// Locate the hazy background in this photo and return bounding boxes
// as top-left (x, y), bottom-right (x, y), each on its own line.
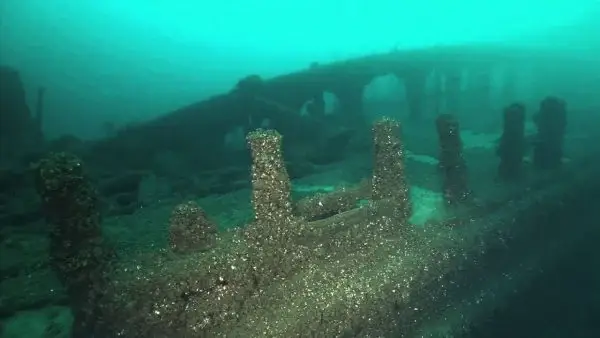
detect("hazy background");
top-left (1, 0), bottom-right (598, 139)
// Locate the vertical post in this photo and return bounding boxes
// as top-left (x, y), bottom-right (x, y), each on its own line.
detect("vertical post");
top-left (34, 153), bottom-right (111, 337)
top-left (247, 129), bottom-right (294, 237)
top-left (436, 114), bottom-right (470, 207)
top-left (372, 118), bottom-right (411, 222)
top-left (246, 129), bottom-right (305, 285)
top-left (497, 103), bottom-right (526, 180)
top-left (533, 97), bottom-right (567, 170)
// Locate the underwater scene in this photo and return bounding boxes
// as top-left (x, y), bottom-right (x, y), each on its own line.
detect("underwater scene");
top-left (1, 1), bottom-right (600, 337)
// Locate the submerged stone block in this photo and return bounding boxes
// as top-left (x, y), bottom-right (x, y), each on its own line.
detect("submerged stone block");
top-left (168, 201), bottom-right (217, 254)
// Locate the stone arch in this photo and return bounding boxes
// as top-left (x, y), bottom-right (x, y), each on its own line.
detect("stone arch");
top-left (362, 73), bottom-right (406, 120)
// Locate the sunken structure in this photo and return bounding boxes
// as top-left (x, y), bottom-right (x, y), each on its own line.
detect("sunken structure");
top-left (32, 114), bottom-right (600, 337)
top-left (2, 42), bottom-right (600, 337)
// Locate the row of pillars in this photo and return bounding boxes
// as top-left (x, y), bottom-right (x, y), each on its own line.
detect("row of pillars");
top-left (29, 99), bottom-right (566, 337)
top-left (420, 67), bottom-right (500, 120)
top-left (498, 97), bottom-right (567, 178)
top-left (245, 116), bottom-right (467, 231)
top-left (248, 95), bottom-right (568, 227)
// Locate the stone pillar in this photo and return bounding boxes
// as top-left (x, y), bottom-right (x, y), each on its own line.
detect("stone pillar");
top-left (497, 103), bottom-right (526, 180)
top-left (533, 97), bottom-right (567, 170)
top-left (372, 118), bottom-right (411, 222)
top-left (246, 129), bottom-right (294, 237)
top-left (435, 114), bottom-right (471, 207)
top-left (34, 153), bottom-right (111, 337)
top-left (246, 129), bottom-right (307, 285)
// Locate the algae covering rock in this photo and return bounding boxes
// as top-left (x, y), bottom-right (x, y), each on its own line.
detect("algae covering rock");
top-left (34, 152), bottom-right (112, 338)
top-left (168, 200), bottom-right (217, 253)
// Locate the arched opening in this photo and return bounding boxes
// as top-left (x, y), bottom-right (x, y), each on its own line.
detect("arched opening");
top-left (362, 74), bottom-right (406, 121)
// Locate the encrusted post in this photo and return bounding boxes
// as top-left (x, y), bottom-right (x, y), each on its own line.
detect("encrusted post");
top-left (497, 103), bottom-right (526, 180)
top-left (247, 129), bottom-right (294, 236)
top-left (372, 118), bottom-right (411, 222)
top-left (436, 114), bottom-right (470, 207)
top-left (533, 97), bottom-right (567, 170)
top-left (246, 129), bottom-right (305, 285)
top-left (34, 153), bottom-right (111, 338)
